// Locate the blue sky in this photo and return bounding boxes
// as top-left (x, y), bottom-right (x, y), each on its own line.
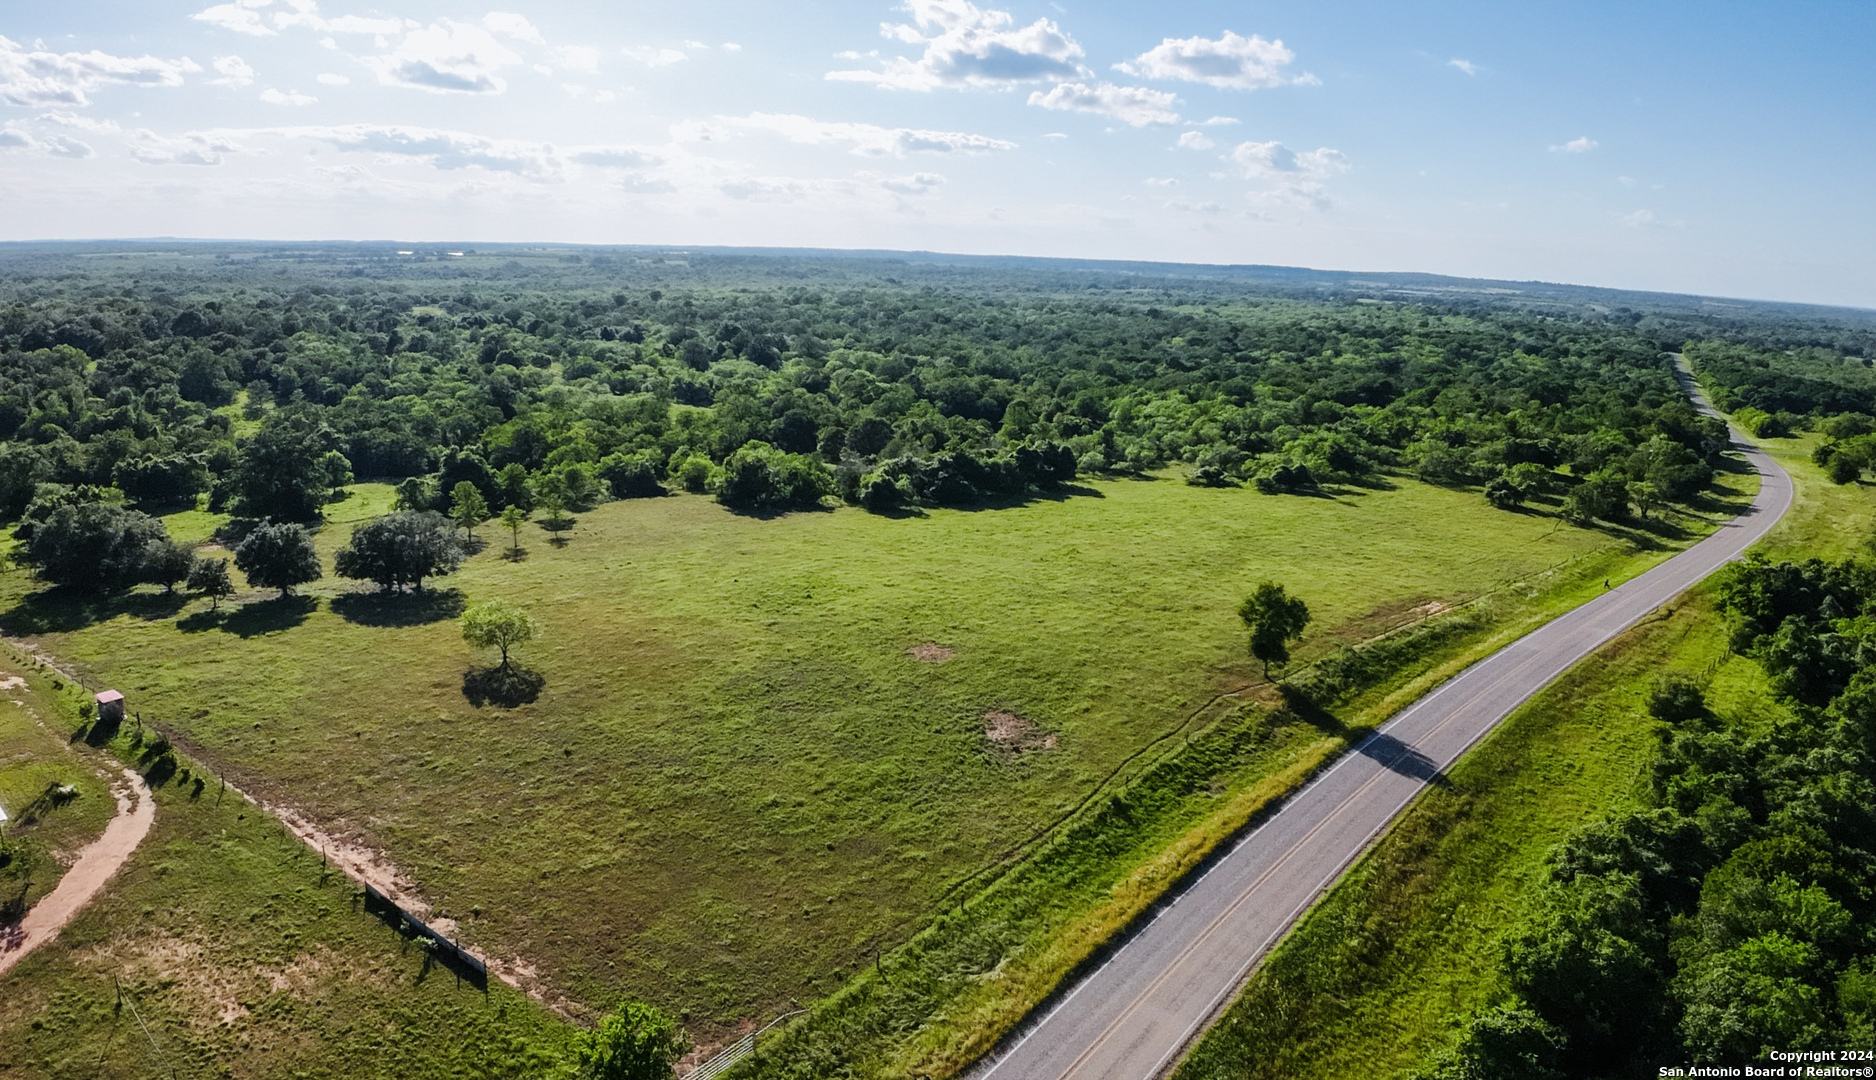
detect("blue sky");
top-left (1, 1), bottom-right (1871, 307)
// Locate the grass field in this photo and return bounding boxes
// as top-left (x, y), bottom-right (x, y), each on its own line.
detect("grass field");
top-left (0, 471), bottom-right (1716, 1042)
top-left (0, 662), bottom-right (114, 922)
top-left (1172, 425), bottom-right (1865, 1080)
top-left (0, 651), bottom-right (574, 1079)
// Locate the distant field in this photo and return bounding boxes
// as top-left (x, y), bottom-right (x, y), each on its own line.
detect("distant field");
top-left (0, 474), bottom-right (1710, 1034)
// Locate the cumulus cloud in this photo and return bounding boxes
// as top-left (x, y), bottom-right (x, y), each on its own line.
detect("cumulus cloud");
top-left (1448, 58), bottom-right (1477, 76)
top-left (1225, 139), bottom-right (1350, 207)
top-left (1200, 116), bottom-right (1239, 126)
top-left (192, 1), bottom-right (276, 37)
top-left (483, 12), bottom-right (543, 44)
top-left (567, 146), bottom-right (659, 168)
top-left (828, 0), bottom-right (1085, 90)
top-left (271, 2), bottom-right (407, 37)
top-left (1176, 130), bottom-right (1213, 150)
top-left (131, 129), bottom-right (239, 166)
top-left (1166, 198), bottom-right (1225, 214)
top-left (260, 87), bottom-right (317, 105)
top-left (1117, 30), bottom-right (1299, 90)
top-left (0, 122), bottom-right (94, 159)
top-left (316, 72), bottom-right (349, 85)
top-left (1027, 82), bottom-right (1180, 126)
top-left (211, 55), bottom-right (255, 87)
top-left (285, 123), bottom-right (560, 175)
top-left (1551, 135), bottom-right (1597, 153)
top-left (365, 20), bottom-right (522, 93)
top-left (1143, 176), bottom-right (1178, 186)
top-left (728, 112), bottom-right (1017, 155)
top-left (879, 171), bottom-right (944, 194)
top-left (623, 47), bottom-right (688, 67)
top-left (0, 34), bottom-right (198, 107)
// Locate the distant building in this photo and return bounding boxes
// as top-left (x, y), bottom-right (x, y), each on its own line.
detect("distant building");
top-left (95, 689), bottom-right (125, 725)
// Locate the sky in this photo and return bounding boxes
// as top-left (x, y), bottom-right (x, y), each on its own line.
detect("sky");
top-left (1, 1), bottom-right (1872, 308)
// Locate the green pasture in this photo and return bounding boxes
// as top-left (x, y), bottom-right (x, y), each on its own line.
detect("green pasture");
top-left (0, 473), bottom-right (1722, 1038)
top-left (0, 650), bottom-right (572, 1079)
top-left (0, 659), bottom-right (115, 916)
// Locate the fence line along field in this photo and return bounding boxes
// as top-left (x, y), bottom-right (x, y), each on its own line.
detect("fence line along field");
top-left (2, 468), bottom-right (1664, 1035)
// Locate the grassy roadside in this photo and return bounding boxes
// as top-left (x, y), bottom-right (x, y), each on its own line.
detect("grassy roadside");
top-left (737, 466), bottom-right (1757, 1078)
top-left (1170, 425), bottom-right (1862, 1080)
top-left (0, 645), bottom-right (574, 1079)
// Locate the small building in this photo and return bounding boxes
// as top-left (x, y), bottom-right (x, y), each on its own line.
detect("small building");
top-left (95, 690), bottom-right (125, 725)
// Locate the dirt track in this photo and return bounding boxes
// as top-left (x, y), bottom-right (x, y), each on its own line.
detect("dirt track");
top-left (0, 767), bottom-right (155, 977)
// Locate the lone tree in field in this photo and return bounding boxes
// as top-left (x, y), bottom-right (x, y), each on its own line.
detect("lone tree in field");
top-left (499, 504), bottom-right (528, 558)
top-left (449, 481), bottom-right (490, 541)
top-left (234, 521), bottom-right (322, 598)
top-left (187, 557), bottom-right (235, 610)
top-left (1239, 581), bottom-right (1312, 679)
top-left (140, 537), bottom-right (197, 594)
top-left (572, 1001), bottom-right (690, 1080)
top-left (334, 511), bottom-right (465, 593)
top-left (461, 600), bottom-right (537, 671)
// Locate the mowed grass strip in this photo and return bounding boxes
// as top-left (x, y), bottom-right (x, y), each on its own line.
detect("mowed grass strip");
top-left (1, 474), bottom-right (1683, 1033)
top-left (0, 656), bottom-right (573, 1080)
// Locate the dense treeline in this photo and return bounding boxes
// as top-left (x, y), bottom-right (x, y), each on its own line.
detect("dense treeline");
top-left (1419, 556), bottom-right (1876, 1077)
top-left (2, 250), bottom-right (1854, 594)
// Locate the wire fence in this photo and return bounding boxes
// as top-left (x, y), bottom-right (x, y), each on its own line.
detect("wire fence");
top-left (684, 1009), bottom-right (806, 1080)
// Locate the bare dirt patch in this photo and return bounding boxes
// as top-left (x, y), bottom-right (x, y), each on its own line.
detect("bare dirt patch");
top-left (0, 675), bottom-right (25, 692)
top-left (982, 710), bottom-right (1056, 754)
top-left (908, 642), bottom-right (955, 663)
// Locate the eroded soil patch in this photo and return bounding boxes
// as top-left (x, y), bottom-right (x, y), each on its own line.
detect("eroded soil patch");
top-left (908, 642), bottom-right (955, 663)
top-left (983, 710), bottom-right (1056, 754)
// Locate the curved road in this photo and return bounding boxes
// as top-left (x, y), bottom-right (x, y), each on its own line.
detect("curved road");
top-left (974, 368), bottom-right (1792, 1080)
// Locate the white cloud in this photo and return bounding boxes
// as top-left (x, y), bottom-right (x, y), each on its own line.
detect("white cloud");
top-left (39, 111), bottom-right (122, 133)
top-left (192, 1), bottom-right (277, 37)
top-left (617, 174), bottom-right (676, 194)
top-left (567, 146), bottom-right (659, 168)
top-left (284, 123), bottom-right (561, 176)
top-left (1027, 82), bottom-right (1180, 127)
top-left (0, 34), bottom-right (198, 107)
top-left (365, 20), bottom-right (521, 94)
top-left (1200, 116), bottom-right (1239, 126)
top-left (0, 122), bottom-right (93, 159)
top-left (211, 55), bottom-right (255, 87)
top-left (729, 111), bottom-right (1017, 155)
top-left (1620, 208), bottom-right (1681, 229)
top-left (1041, 131), bottom-right (1067, 139)
top-left (1143, 176), bottom-right (1178, 186)
top-left (1176, 130), bottom-right (1213, 150)
top-left (828, 0), bottom-right (1085, 90)
top-left (1551, 135), bottom-right (1597, 153)
top-left (1448, 58), bottom-right (1477, 76)
top-left (562, 84), bottom-right (616, 103)
top-left (722, 42), bottom-right (743, 52)
top-left (131, 129), bottom-right (239, 166)
top-left (556, 46), bottom-right (600, 73)
top-left (271, 3), bottom-right (406, 36)
top-left (623, 47), bottom-right (688, 67)
top-left (878, 171), bottom-right (944, 194)
top-left (316, 72), bottom-right (349, 85)
top-left (261, 87), bottom-right (317, 105)
top-left (1118, 30), bottom-right (1298, 91)
top-left (1225, 139), bottom-right (1350, 207)
top-left (483, 13), bottom-right (543, 44)
top-left (671, 119), bottom-right (729, 143)
top-left (1166, 198), bottom-right (1225, 214)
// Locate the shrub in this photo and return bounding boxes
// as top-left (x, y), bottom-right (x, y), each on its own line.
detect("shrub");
top-left (1646, 675), bottom-right (1706, 723)
top-left (21, 501), bottom-right (172, 591)
top-left (598, 453), bottom-right (667, 499)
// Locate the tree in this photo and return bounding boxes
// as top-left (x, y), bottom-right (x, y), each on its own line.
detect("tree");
top-left (1563, 470), bottom-right (1629, 523)
top-left (716, 441), bottom-right (833, 512)
top-left (499, 504), bottom-right (528, 557)
top-left (234, 521), bottom-right (322, 598)
top-left (1484, 475), bottom-right (1526, 510)
top-left (598, 452), bottom-right (666, 499)
top-left (1412, 1006), bottom-right (1564, 1080)
top-left (232, 408), bottom-right (351, 521)
top-left (572, 1001), bottom-right (690, 1080)
top-left (449, 481), bottom-right (490, 540)
top-left (187, 557), bottom-right (235, 610)
top-left (393, 475), bottom-right (436, 512)
top-left (141, 537), bottom-right (197, 593)
top-left (1239, 582), bottom-right (1312, 678)
top-left (21, 502), bottom-right (171, 592)
top-left (534, 475), bottom-right (572, 541)
top-left (495, 462), bottom-right (533, 510)
top-left (461, 600), bottom-right (538, 670)
top-left (334, 511), bottom-right (466, 593)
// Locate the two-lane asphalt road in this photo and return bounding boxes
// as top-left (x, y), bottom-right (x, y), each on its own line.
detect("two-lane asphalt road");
top-left (974, 367), bottom-right (1792, 1080)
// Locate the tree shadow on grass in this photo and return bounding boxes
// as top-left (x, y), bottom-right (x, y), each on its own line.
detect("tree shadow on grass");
top-left (462, 664), bottom-right (544, 708)
top-left (331, 588), bottom-right (466, 628)
top-left (0, 586), bottom-right (187, 635)
top-left (216, 595), bottom-right (317, 638)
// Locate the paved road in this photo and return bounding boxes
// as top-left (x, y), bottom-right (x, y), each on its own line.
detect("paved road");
top-left (972, 368), bottom-right (1792, 1080)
